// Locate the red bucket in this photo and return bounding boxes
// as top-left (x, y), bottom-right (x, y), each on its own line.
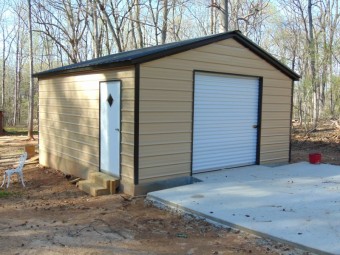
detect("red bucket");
top-left (309, 153), bottom-right (321, 164)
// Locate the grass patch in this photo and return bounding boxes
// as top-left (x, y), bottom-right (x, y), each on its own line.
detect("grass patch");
top-left (4, 126), bottom-right (38, 136)
top-left (0, 190), bottom-right (23, 198)
top-left (0, 190), bottom-right (12, 198)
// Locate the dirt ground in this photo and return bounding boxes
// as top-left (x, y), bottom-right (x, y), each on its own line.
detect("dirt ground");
top-left (1, 128), bottom-right (337, 255)
top-left (291, 124), bottom-right (340, 165)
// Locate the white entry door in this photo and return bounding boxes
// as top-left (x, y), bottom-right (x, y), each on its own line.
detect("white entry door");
top-left (193, 72), bottom-right (259, 173)
top-left (100, 81), bottom-right (121, 177)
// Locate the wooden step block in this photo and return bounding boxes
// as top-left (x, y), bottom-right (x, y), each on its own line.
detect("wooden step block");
top-left (88, 172), bottom-right (120, 194)
top-left (78, 180), bottom-right (109, 196)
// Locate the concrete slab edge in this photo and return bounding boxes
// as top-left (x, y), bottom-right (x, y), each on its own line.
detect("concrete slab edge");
top-left (146, 194), bottom-right (329, 255)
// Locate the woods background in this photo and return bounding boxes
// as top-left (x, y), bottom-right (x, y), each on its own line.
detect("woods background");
top-left (0, 0), bottom-right (339, 132)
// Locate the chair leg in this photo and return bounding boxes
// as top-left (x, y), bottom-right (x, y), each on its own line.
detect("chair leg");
top-left (19, 173), bottom-right (25, 187)
top-left (0, 173), bottom-right (5, 188)
top-left (6, 173), bottom-right (11, 188)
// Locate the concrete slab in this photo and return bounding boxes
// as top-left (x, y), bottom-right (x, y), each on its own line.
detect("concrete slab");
top-left (147, 162), bottom-right (340, 255)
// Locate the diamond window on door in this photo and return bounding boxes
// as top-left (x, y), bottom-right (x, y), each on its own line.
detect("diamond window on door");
top-left (107, 94), bottom-right (114, 107)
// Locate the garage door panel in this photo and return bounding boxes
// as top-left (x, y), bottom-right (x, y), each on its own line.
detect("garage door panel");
top-left (198, 152), bottom-right (256, 162)
top-left (194, 135), bottom-right (257, 143)
top-left (195, 121), bottom-right (258, 126)
top-left (195, 107), bottom-right (258, 115)
top-left (196, 93), bottom-right (257, 100)
top-left (194, 140), bottom-right (257, 150)
top-left (195, 105), bottom-right (258, 111)
top-left (197, 100), bottom-right (257, 109)
top-left (197, 158), bottom-right (255, 171)
top-left (196, 88), bottom-right (257, 95)
top-left (194, 130), bottom-right (257, 138)
top-left (196, 104), bottom-right (257, 110)
top-left (195, 129), bottom-right (256, 135)
top-left (194, 143), bottom-right (257, 153)
top-left (194, 113), bottom-right (258, 120)
top-left (193, 72), bottom-right (259, 172)
top-left (196, 87), bottom-right (257, 95)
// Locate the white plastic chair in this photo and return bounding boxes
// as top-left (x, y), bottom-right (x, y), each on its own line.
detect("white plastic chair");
top-left (1, 152), bottom-right (27, 188)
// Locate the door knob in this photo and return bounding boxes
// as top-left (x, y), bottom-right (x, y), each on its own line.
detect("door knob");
top-left (252, 125), bottom-right (258, 128)
top-left (115, 128), bottom-right (120, 131)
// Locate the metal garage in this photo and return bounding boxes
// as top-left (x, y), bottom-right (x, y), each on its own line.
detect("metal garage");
top-left (34, 30), bottom-right (300, 196)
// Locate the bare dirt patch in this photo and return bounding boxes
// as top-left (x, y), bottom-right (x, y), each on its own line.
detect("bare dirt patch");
top-left (0, 135), bottom-right (314, 255)
top-left (291, 124), bottom-right (340, 165)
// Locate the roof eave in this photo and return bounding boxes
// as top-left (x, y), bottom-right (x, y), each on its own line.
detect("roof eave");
top-left (33, 61), bottom-right (134, 78)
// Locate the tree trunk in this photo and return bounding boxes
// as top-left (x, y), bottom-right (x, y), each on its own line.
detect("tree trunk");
top-left (148, 0), bottom-right (160, 45)
top-left (210, 0), bottom-right (214, 34)
top-left (28, 0), bottom-right (34, 139)
top-left (220, 0), bottom-right (228, 32)
top-left (95, 0), bottom-right (123, 52)
top-left (129, 0), bottom-right (138, 49)
top-left (91, 0), bottom-right (100, 58)
top-left (308, 0), bottom-right (318, 129)
top-left (161, 0), bottom-right (168, 44)
top-left (298, 99), bottom-right (303, 127)
top-left (135, 0), bottom-right (144, 48)
top-left (1, 31), bottom-right (5, 111)
top-left (328, 0), bottom-right (338, 118)
top-left (329, 57), bottom-right (334, 117)
top-left (13, 29), bottom-right (20, 126)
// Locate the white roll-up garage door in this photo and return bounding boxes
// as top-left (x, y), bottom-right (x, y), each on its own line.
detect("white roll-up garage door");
top-left (192, 72), bottom-right (260, 173)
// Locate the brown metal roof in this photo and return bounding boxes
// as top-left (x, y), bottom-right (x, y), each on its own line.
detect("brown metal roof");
top-left (34, 30), bottom-right (300, 80)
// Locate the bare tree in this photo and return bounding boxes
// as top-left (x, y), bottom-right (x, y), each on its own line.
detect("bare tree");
top-left (89, 0), bottom-right (101, 58)
top-left (96, 0), bottom-right (123, 51)
top-left (161, 0), bottom-right (168, 43)
top-left (168, 0), bottom-right (185, 40)
top-left (0, 0), bottom-right (338, 130)
top-left (147, 0), bottom-right (161, 45)
top-left (34, 0), bottom-right (89, 64)
top-left (220, 0), bottom-right (228, 32)
top-left (13, 7), bottom-right (24, 126)
top-left (0, 10), bottom-right (15, 112)
top-left (95, 0), bottom-right (133, 52)
top-left (307, 0), bottom-right (318, 129)
top-left (135, 0), bottom-right (144, 47)
top-left (210, 0), bottom-right (215, 34)
top-left (28, 0), bottom-right (34, 139)
top-left (319, 0), bottom-right (339, 118)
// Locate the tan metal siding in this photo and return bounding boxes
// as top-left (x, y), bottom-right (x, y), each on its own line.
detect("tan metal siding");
top-left (139, 38), bottom-right (292, 183)
top-left (39, 67), bottom-right (135, 183)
